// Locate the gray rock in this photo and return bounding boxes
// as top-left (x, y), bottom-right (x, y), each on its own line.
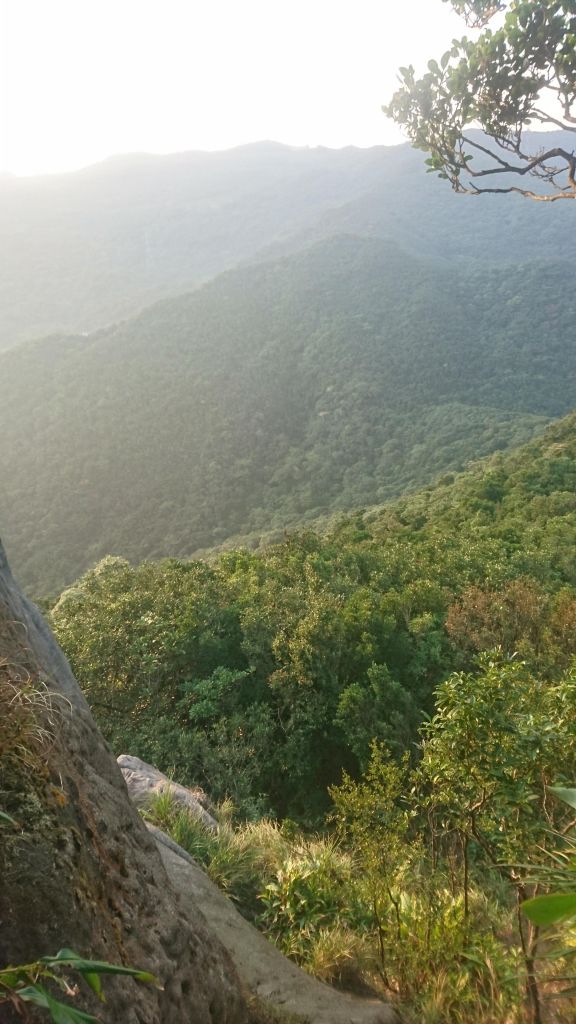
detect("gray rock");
top-left (0, 541), bottom-right (250, 1024)
top-left (118, 754), bottom-right (218, 832)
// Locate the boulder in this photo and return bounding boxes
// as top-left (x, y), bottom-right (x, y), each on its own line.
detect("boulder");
top-left (0, 541), bottom-right (251, 1023)
top-left (118, 754), bottom-right (218, 832)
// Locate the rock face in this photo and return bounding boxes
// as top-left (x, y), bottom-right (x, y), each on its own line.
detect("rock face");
top-left (0, 542), bottom-right (250, 1023)
top-left (118, 754), bottom-right (218, 831)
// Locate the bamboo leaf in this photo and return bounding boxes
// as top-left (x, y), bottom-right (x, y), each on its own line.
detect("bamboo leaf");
top-left (17, 985), bottom-right (99, 1023)
top-left (40, 950), bottom-right (157, 986)
top-left (522, 893), bottom-right (576, 926)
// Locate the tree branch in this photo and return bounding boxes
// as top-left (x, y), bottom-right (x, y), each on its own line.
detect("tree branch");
top-left (464, 184), bottom-right (575, 201)
top-left (531, 109), bottom-right (576, 133)
top-left (461, 145), bottom-right (576, 182)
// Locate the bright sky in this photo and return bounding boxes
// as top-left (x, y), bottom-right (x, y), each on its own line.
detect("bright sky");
top-left (0, 0), bottom-right (466, 176)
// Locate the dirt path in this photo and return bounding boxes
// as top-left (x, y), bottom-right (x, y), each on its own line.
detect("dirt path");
top-left (150, 825), bottom-right (400, 1024)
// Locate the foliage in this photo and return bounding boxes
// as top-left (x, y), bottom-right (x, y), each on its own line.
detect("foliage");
top-left (418, 657), bottom-right (576, 1020)
top-left (330, 744), bottom-right (412, 974)
top-left (386, 0), bottom-right (576, 200)
top-left (303, 926), bottom-right (376, 989)
top-left (141, 629), bottom-right (576, 1019)
top-left (418, 656), bottom-right (576, 866)
top-left (51, 413), bottom-right (576, 822)
top-left (329, 744), bottom-right (519, 1015)
top-left (421, 661), bottom-right (576, 1018)
top-left (258, 838), bottom-right (354, 948)
top-left (149, 782), bottom-right (523, 1021)
top-left (146, 791), bottom-right (291, 915)
top-left (520, 787), bottom-right (576, 1007)
top-left (330, 678), bottom-right (576, 1020)
top-left (0, 949), bottom-right (156, 1024)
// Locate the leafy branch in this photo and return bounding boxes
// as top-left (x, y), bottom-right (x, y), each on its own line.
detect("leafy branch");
top-left (385, 0), bottom-right (576, 200)
top-left (0, 949), bottom-right (158, 1024)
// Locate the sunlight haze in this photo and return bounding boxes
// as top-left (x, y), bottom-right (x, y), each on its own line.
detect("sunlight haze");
top-left (1, 0), bottom-right (465, 175)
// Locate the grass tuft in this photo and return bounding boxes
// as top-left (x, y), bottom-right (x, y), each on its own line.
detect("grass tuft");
top-left (0, 658), bottom-right (59, 770)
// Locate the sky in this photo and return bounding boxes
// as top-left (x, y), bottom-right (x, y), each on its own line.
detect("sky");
top-left (0, 0), bottom-right (467, 176)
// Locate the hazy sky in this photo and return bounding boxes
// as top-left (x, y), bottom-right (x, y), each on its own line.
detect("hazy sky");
top-left (0, 0), bottom-right (466, 176)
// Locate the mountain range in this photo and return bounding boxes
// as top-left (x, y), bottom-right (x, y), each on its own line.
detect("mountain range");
top-left (1, 137), bottom-right (575, 595)
top-left (1, 133), bottom-right (574, 350)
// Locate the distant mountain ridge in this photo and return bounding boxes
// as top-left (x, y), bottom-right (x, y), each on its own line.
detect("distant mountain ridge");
top-left (0, 143), bottom-right (387, 349)
top-left (2, 134), bottom-right (576, 594)
top-left (3, 232), bottom-right (575, 595)
top-left (1, 134), bottom-right (574, 350)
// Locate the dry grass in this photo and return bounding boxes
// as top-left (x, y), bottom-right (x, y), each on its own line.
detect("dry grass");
top-left (0, 612), bottom-right (61, 773)
top-left (304, 926), bottom-right (377, 990)
top-left (0, 665), bottom-right (57, 769)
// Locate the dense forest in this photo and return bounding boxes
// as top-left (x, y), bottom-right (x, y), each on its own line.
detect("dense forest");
top-left (51, 411), bottom-right (576, 817)
top-left (50, 412), bottom-right (576, 1021)
top-left (5, 232), bottom-right (576, 595)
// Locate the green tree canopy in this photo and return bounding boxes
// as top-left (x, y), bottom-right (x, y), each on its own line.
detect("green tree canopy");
top-left (385, 0), bottom-right (576, 200)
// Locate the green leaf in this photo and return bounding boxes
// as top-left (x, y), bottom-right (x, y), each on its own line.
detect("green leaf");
top-left (0, 810), bottom-right (17, 826)
top-left (549, 787), bottom-right (576, 811)
top-left (522, 893), bottom-right (576, 926)
top-left (83, 973), bottom-right (104, 1002)
top-left (17, 985), bottom-right (99, 1023)
top-left (41, 950), bottom-right (157, 985)
top-left (0, 968), bottom-right (24, 988)
top-left (16, 985), bottom-right (52, 1009)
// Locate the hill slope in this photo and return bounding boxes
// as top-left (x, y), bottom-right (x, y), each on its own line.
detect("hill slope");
top-left (2, 234), bottom-right (576, 594)
top-left (50, 410), bottom-right (576, 819)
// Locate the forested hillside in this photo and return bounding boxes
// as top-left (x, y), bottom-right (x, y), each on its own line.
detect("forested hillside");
top-left (51, 408), bottom-right (576, 1023)
top-left (1, 134), bottom-right (574, 350)
top-left (6, 233), bottom-right (576, 594)
top-left (51, 409), bottom-right (576, 816)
